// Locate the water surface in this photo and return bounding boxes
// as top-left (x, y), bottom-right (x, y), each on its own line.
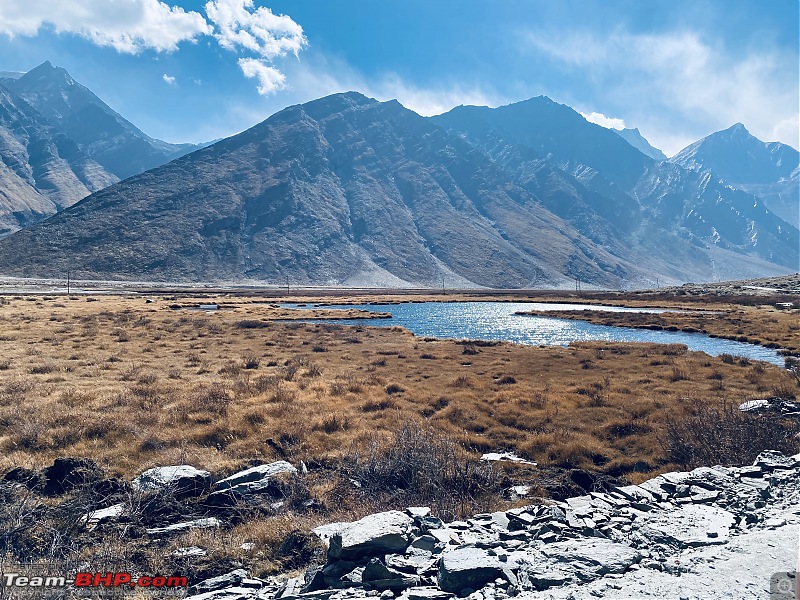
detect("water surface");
top-left (289, 301), bottom-right (784, 366)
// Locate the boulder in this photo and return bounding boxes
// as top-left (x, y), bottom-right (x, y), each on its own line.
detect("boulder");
top-left (518, 538), bottom-right (641, 590)
top-left (42, 458), bottom-right (103, 495)
top-left (80, 503), bottom-right (126, 527)
top-left (146, 517), bottom-right (221, 537)
top-left (362, 558), bottom-right (420, 590)
top-left (132, 465), bottom-right (211, 498)
top-left (753, 450), bottom-right (795, 471)
top-left (634, 504), bottom-right (736, 548)
top-left (328, 511), bottom-right (415, 561)
top-left (208, 461), bottom-right (297, 505)
top-left (213, 461), bottom-right (297, 491)
top-left (189, 569), bottom-right (248, 596)
top-left (437, 547), bottom-right (513, 594)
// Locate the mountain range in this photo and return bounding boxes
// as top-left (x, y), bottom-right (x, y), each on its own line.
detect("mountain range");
top-left (671, 123), bottom-right (799, 228)
top-left (0, 62), bottom-right (203, 236)
top-left (0, 63), bottom-right (796, 288)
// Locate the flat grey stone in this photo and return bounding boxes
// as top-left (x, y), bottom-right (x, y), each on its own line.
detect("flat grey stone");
top-left (146, 517), bottom-right (221, 537)
top-left (437, 547), bottom-right (513, 593)
top-left (132, 465), bottom-right (211, 497)
top-left (328, 511), bottom-right (415, 560)
top-left (80, 503), bottom-right (126, 526)
top-left (189, 569), bottom-right (249, 595)
top-left (519, 538), bottom-right (641, 590)
top-left (635, 504), bottom-right (735, 548)
top-left (210, 461), bottom-right (297, 502)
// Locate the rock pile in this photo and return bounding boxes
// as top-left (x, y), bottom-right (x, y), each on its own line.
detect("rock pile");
top-left (182, 450), bottom-right (800, 600)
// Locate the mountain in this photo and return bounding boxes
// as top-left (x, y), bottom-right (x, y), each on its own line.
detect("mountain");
top-left (671, 124), bottom-right (799, 227)
top-left (0, 92), bottom-right (644, 288)
top-left (3, 62), bottom-right (201, 180)
top-left (0, 83), bottom-right (117, 236)
top-left (615, 128), bottom-right (666, 161)
top-left (431, 98), bottom-right (798, 279)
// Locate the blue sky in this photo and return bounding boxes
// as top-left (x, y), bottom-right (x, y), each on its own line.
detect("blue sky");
top-left (0, 0), bottom-right (797, 155)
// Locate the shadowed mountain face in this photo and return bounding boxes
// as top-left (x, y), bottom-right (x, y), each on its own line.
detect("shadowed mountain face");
top-left (3, 62), bottom-right (201, 180)
top-left (432, 99), bottom-right (798, 277)
top-left (0, 92), bottom-right (642, 287)
top-left (615, 128), bottom-right (667, 161)
top-left (0, 84), bottom-right (117, 236)
top-left (671, 124), bottom-right (799, 228)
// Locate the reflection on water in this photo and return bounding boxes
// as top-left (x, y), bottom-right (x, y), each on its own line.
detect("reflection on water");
top-left (289, 302), bottom-right (785, 367)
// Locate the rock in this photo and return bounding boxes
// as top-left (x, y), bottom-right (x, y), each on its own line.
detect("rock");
top-left (80, 503), bottom-right (126, 527)
top-left (399, 588), bottom-right (454, 600)
top-left (208, 461), bottom-right (297, 505)
top-left (518, 539), bottom-right (641, 590)
top-left (146, 517), bottom-right (222, 537)
top-left (313, 522), bottom-right (349, 549)
top-left (328, 511), bottom-right (415, 561)
top-left (480, 452), bottom-right (536, 466)
top-left (132, 465), bottom-right (211, 498)
top-left (635, 504), bottom-right (736, 548)
top-left (362, 558), bottom-right (420, 590)
top-left (753, 451), bottom-right (795, 471)
top-left (173, 546), bottom-right (208, 557)
top-left (189, 570), bottom-right (249, 596)
top-left (2, 467), bottom-right (44, 490)
top-left (184, 586), bottom-right (257, 600)
top-left (214, 461), bottom-right (297, 491)
top-left (42, 457), bottom-right (103, 495)
top-left (437, 547), bottom-right (513, 594)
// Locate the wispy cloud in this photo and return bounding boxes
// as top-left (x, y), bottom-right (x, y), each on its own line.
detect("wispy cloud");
top-left (162, 73), bottom-right (176, 85)
top-left (284, 53), bottom-right (505, 116)
top-left (580, 111), bottom-right (626, 130)
top-left (523, 28), bottom-right (800, 153)
top-left (0, 0), bottom-right (210, 53)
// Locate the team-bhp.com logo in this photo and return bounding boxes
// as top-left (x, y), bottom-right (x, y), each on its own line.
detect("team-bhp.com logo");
top-left (3, 572), bottom-right (187, 590)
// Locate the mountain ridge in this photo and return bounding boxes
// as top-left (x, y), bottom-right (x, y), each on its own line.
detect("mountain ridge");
top-left (0, 92), bottom-right (642, 288)
top-left (3, 61), bottom-right (202, 180)
top-left (670, 123), bottom-right (799, 227)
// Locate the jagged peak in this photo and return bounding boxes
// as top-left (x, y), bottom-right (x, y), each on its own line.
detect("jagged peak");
top-left (21, 60), bottom-right (75, 86)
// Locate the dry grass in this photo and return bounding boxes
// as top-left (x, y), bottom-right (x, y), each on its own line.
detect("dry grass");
top-left (0, 293), bottom-right (796, 483)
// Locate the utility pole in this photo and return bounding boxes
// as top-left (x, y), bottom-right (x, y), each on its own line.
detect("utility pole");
top-left (286, 275), bottom-right (290, 295)
top-left (441, 275), bottom-right (445, 295)
top-left (66, 269), bottom-right (70, 296)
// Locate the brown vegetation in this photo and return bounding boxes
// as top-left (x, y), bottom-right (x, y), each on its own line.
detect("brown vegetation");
top-left (0, 293), bottom-right (796, 481)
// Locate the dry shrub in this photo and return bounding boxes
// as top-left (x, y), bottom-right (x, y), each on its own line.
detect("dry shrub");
top-left (345, 422), bottom-right (501, 521)
top-left (663, 398), bottom-right (800, 469)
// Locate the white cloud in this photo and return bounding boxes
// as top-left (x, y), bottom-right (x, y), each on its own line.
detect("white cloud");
top-left (580, 111), bottom-right (626, 130)
top-left (0, 0), bottom-right (210, 53)
top-left (204, 0), bottom-right (306, 59)
top-left (238, 57), bottom-right (286, 95)
top-left (523, 28), bottom-right (800, 154)
top-left (162, 73), bottom-right (176, 85)
top-left (285, 53), bottom-right (505, 117)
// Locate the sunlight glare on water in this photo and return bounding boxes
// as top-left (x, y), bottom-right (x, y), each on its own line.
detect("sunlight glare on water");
top-left (290, 301), bottom-right (785, 366)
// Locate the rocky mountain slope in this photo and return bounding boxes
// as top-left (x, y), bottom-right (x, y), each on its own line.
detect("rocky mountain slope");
top-left (0, 83), bottom-right (117, 236)
top-left (0, 90), bottom-right (795, 287)
top-left (432, 98), bottom-right (798, 280)
top-left (671, 123), bottom-right (799, 227)
top-left (0, 92), bottom-right (642, 288)
top-left (3, 62), bottom-right (201, 180)
top-left (615, 127), bottom-right (667, 161)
